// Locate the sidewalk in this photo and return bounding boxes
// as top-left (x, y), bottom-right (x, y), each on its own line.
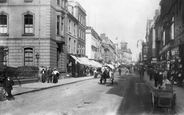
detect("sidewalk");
top-left (12, 76), bottom-right (94, 96)
top-left (143, 72), bottom-right (184, 114)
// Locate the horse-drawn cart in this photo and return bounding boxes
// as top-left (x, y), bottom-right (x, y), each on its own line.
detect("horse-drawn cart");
top-left (151, 84), bottom-right (176, 113)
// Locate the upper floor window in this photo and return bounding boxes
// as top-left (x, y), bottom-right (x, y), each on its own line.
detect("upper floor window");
top-left (24, 14), bottom-right (33, 34)
top-left (69, 20), bottom-right (71, 33)
top-left (57, 15), bottom-right (60, 35)
top-left (0, 0), bottom-right (7, 3)
top-left (0, 14), bottom-right (7, 34)
top-left (57, 0), bottom-right (60, 5)
top-left (62, 0), bottom-right (65, 8)
top-left (61, 17), bottom-right (64, 36)
top-left (163, 31), bottom-right (165, 46)
top-left (74, 23), bottom-right (76, 36)
top-left (24, 48), bottom-right (33, 66)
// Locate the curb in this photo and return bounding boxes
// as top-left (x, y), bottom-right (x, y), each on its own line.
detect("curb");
top-left (14, 77), bottom-right (94, 96)
top-left (142, 78), bottom-right (154, 90)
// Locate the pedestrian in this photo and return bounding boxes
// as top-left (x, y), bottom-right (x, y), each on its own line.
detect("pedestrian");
top-left (139, 66), bottom-right (144, 78)
top-left (177, 68), bottom-right (183, 86)
top-left (41, 68), bottom-right (46, 83)
top-left (153, 68), bottom-right (159, 88)
top-left (4, 76), bottom-right (14, 100)
top-left (47, 67), bottom-right (52, 83)
top-left (52, 68), bottom-right (59, 83)
top-left (158, 68), bottom-right (164, 88)
top-left (118, 68), bottom-right (121, 76)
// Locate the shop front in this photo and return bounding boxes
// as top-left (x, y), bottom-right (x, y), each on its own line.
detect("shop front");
top-left (67, 54), bottom-right (98, 77)
top-left (170, 46), bottom-right (180, 69)
top-left (159, 43), bottom-right (171, 69)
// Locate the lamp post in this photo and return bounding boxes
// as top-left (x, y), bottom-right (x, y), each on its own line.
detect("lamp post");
top-left (36, 53), bottom-right (40, 67)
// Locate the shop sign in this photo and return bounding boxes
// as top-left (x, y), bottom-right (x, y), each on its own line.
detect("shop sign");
top-left (151, 60), bottom-right (157, 63)
top-left (152, 58), bottom-right (157, 60)
top-left (159, 43), bottom-right (170, 55)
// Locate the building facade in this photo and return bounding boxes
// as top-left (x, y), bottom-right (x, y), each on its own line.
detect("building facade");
top-left (145, 0), bottom-right (184, 70)
top-left (100, 33), bottom-right (116, 63)
top-left (86, 26), bottom-right (102, 60)
top-left (0, 0), bottom-right (68, 72)
top-left (68, 0), bottom-right (86, 56)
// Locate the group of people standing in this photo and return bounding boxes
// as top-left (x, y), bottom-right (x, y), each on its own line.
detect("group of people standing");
top-left (39, 67), bottom-right (60, 83)
top-left (147, 66), bottom-right (184, 89)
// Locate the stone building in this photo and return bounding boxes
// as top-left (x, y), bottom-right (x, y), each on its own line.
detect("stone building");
top-left (100, 33), bottom-right (116, 63)
top-left (85, 26), bottom-right (102, 60)
top-left (146, 0), bottom-right (184, 69)
top-left (67, 0), bottom-right (86, 56)
top-left (66, 1), bottom-right (87, 77)
top-left (0, 0), bottom-right (68, 72)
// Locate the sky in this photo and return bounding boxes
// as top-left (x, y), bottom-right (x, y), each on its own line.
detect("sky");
top-left (75, 0), bottom-right (161, 61)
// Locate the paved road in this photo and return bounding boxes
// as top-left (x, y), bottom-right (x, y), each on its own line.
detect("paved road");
top-left (0, 72), bottom-right (175, 115)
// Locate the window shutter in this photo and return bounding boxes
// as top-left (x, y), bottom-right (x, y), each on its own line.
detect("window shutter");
top-left (0, 0), bottom-right (7, 3)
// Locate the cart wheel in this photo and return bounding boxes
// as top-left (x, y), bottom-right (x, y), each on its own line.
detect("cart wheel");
top-left (151, 92), bottom-right (155, 113)
top-left (151, 92), bottom-right (154, 107)
top-left (171, 94), bottom-right (176, 110)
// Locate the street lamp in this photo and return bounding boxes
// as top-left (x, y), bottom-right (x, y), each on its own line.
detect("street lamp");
top-left (36, 53), bottom-right (40, 67)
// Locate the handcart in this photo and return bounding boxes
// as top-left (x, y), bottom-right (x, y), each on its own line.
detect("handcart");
top-left (151, 84), bottom-right (176, 113)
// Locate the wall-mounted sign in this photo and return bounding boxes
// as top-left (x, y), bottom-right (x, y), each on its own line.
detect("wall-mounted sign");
top-left (159, 43), bottom-right (170, 55)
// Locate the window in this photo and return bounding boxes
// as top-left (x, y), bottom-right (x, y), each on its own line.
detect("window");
top-left (24, 48), bottom-right (33, 66)
top-left (163, 31), bottom-right (165, 46)
top-left (62, 0), bottom-right (65, 8)
top-left (0, 0), bottom-right (7, 3)
top-left (178, 0), bottom-right (181, 13)
top-left (57, 0), bottom-right (60, 5)
top-left (74, 24), bottom-right (76, 36)
top-left (69, 20), bottom-right (71, 33)
top-left (175, 0), bottom-right (178, 16)
top-left (74, 40), bottom-right (76, 53)
top-left (61, 17), bottom-right (64, 36)
top-left (171, 17), bottom-right (174, 40)
top-left (69, 38), bottom-right (71, 53)
top-left (57, 15), bottom-right (60, 35)
top-left (79, 28), bottom-right (80, 38)
top-left (0, 15), bottom-right (7, 34)
top-left (24, 14), bottom-right (33, 34)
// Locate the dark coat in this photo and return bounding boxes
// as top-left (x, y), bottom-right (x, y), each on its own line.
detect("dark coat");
top-left (4, 77), bottom-right (14, 90)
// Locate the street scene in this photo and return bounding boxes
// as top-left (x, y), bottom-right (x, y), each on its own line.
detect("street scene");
top-left (0, 70), bottom-right (174, 115)
top-left (1, 0), bottom-right (184, 115)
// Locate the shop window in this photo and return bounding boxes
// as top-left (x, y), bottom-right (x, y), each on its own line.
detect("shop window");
top-left (0, 14), bottom-right (7, 34)
top-left (24, 48), bottom-right (33, 66)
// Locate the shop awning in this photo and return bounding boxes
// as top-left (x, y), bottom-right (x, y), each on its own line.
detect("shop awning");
top-left (71, 55), bottom-right (92, 66)
top-left (89, 60), bottom-right (102, 68)
top-left (70, 55), bottom-right (83, 64)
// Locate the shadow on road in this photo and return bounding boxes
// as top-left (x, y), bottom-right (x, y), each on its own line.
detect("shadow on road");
top-left (106, 74), bottom-right (154, 115)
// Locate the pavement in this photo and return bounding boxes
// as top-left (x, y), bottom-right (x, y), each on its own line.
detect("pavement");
top-left (12, 75), bottom-right (94, 96)
top-left (142, 72), bottom-right (184, 115)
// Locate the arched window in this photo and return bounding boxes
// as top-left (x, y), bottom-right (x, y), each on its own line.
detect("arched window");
top-left (24, 48), bottom-right (33, 66)
top-left (0, 14), bottom-right (7, 34)
top-left (24, 14), bottom-right (33, 34)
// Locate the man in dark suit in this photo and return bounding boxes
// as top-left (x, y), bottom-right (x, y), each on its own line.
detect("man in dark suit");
top-left (4, 76), bottom-right (14, 100)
